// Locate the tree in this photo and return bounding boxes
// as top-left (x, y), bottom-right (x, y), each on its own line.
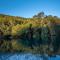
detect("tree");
top-left (33, 12), bottom-right (45, 18)
top-left (27, 24), bottom-right (34, 48)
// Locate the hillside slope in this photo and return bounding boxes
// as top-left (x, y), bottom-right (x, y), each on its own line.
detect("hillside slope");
top-left (0, 14), bottom-right (60, 55)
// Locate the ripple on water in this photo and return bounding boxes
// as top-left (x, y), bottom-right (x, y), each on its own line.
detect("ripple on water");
top-left (0, 53), bottom-right (60, 60)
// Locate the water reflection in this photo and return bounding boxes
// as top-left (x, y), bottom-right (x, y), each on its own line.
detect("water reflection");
top-left (0, 53), bottom-right (60, 60)
top-left (0, 39), bottom-right (60, 60)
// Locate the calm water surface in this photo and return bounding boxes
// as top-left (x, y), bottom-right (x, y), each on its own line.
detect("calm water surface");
top-left (0, 53), bottom-right (60, 60)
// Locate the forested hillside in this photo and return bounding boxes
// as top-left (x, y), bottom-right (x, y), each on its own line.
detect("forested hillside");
top-left (0, 12), bottom-right (60, 55)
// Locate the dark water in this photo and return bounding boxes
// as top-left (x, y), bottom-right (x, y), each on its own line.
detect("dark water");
top-left (0, 53), bottom-right (60, 60)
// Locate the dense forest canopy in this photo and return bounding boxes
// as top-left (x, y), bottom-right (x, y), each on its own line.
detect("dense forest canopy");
top-left (0, 12), bottom-right (60, 55)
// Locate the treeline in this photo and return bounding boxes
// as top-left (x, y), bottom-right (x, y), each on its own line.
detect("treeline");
top-left (0, 12), bottom-right (60, 55)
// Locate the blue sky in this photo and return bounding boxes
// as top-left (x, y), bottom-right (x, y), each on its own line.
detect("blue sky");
top-left (0, 0), bottom-right (60, 18)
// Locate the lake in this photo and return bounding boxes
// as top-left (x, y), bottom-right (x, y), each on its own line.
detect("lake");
top-left (0, 53), bottom-right (60, 60)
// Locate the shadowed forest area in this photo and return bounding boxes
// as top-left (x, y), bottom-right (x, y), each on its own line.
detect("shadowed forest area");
top-left (0, 12), bottom-right (60, 55)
